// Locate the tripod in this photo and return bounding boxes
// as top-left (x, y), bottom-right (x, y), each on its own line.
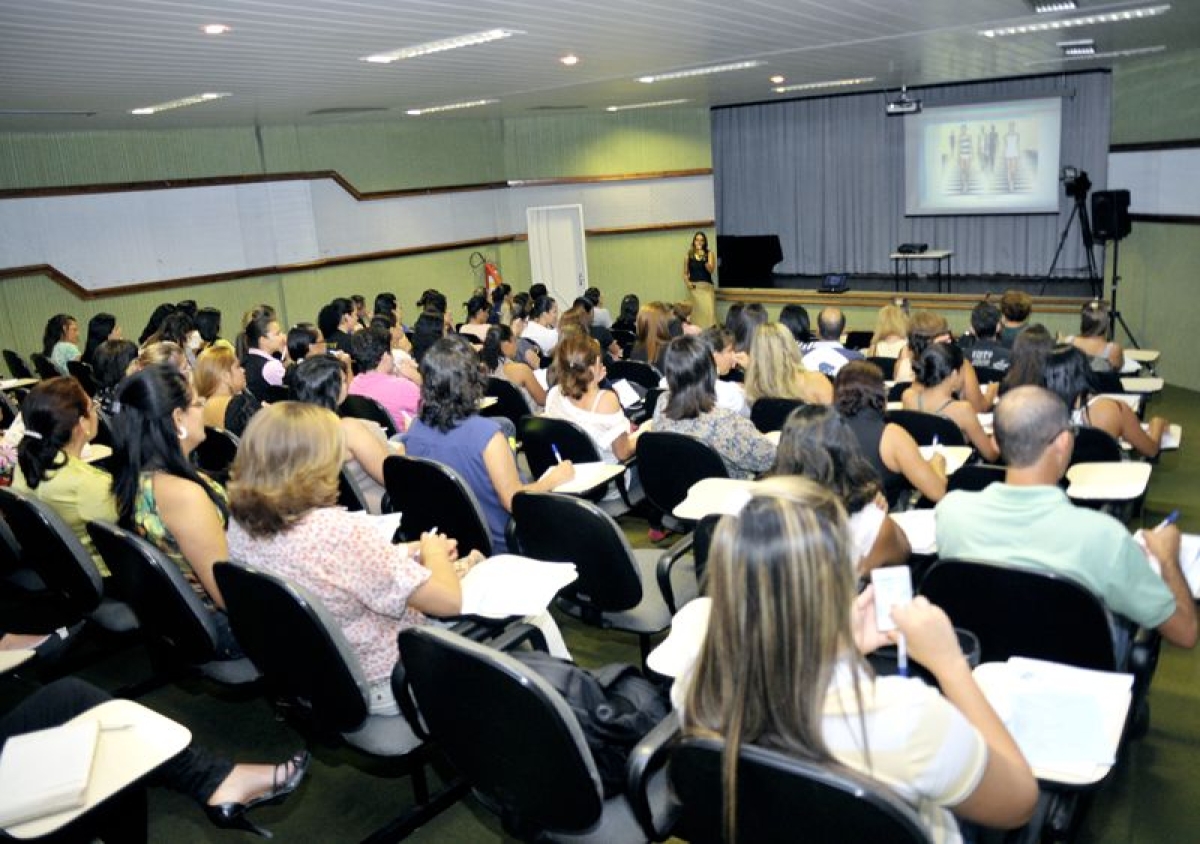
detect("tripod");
top-left (1042, 192), bottom-right (1100, 298)
top-left (1106, 237), bottom-right (1141, 348)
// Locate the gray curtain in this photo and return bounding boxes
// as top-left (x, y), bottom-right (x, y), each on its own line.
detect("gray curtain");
top-left (712, 71), bottom-right (1112, 278)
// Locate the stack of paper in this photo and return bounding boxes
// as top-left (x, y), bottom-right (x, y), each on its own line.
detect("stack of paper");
top-left (0, 720), bottom-right (99, 827)
top-left (460, 554), bottom-right (579, 618)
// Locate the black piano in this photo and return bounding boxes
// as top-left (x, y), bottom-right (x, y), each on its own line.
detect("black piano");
top-left (716, 234), bottom-right (784, 287)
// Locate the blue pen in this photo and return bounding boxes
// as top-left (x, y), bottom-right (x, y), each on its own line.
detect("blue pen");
top-left (1156, 510), bottom-right (1180, 531)
top-left (551, 444), bottom-right (563, 464)
top-left (896, 633), bottom-right (908, 678)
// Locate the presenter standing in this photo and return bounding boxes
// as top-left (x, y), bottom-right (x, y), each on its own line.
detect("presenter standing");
top-left (683, 231), bottom-right (717, 329)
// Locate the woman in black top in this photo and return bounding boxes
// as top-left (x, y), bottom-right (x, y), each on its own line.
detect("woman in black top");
top-left (682, 231), bottom-right (716, 329)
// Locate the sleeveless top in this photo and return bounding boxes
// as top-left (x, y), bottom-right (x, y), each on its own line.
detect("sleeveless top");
top-left (687, 253), bottom-right (713, 283)
top-left (133, 472), bottom-right (228, 606)
top-left (916, 393), bottom-right (955, 418)
top-left (843, 409), bottom-right (906, 505)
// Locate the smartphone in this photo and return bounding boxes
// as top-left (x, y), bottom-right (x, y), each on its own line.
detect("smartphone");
top-left (871, 565), bottom-right (913, 633)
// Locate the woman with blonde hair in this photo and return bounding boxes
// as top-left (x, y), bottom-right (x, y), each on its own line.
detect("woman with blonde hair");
top-left (672, 479), bottom-right (1037, 843)
top-left (743, 322), bottom-right (833, 406)
top-left (226, 402), bottom-right (463, 714)
top-left (193, 345), bottom-right (261, 437)
top-left (868, 303), bottom-right (909, 358)
top-left (630, 302), bottom-right (673, 371)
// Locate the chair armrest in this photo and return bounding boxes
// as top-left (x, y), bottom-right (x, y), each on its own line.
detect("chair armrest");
top-left (486, 621), bottom-right (548, 653)
top-left (626, 711), bottom-right (681, 841)
top-left (656, 533), bottom-right (695, 616)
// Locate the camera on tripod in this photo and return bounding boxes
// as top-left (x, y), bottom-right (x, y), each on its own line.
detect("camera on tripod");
top-left (1060, 167), bottom-right (1092, 200)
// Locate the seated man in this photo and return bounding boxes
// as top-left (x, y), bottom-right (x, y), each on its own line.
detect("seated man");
top-left (936, 386), bottom-right (1196, 659)
top-left (347, 327), bottom-right (421, 433)
top-left (959, 301), bottom-right (1011, 372)
top-left (801, 307), bottom-right (864, 377)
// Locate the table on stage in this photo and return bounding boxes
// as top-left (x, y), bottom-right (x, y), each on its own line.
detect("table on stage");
top-left (890, 249), bottom-right (953, 293)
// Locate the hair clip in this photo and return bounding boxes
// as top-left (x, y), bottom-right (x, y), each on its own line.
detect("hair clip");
top-left (23, 430), bottom-right (43, 440)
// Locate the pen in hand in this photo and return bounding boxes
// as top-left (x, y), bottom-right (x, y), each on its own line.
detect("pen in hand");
top-left (551, 444), bottom-right (563, 464)
top-left (1155, 510), bottom-right (1179, 532)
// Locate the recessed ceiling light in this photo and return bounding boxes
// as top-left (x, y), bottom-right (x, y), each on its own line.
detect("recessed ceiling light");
top-left (560, 54), bottom-right (580, 66)
top-left (1058, 38), bottom-right (1096, 56)
top-left (769, 75), bottom-right (785, 85)
top-left (980, 4), bottom-right (1170, 37)
top-left (637, 60), bottom-right (765, 84)
top-left (773, 76), bottom-right (876, 94)
top-left (362, 29), bottom-right (522, 63)
top-left (605, 98), bottom-right (691, 113)
top-left (405, 98), bottom-right (498, 116)
top-left (130, 92), bottom-right (230, 115)
top-left (202, 23), bottom-right (231, 35)
top-left (1031, 1), bottom-right (1077, 12)
top-left (1028, 44), bottom-right (1166, 64)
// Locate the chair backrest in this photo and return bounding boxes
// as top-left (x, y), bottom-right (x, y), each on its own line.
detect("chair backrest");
top-left (0, 390), bottom-right (18, 430)
top-left (946, 463), bottom-right (1006, 494)
top-left (866, 356), bottom-right (897, 380)
top-left (398, 626), bottom-right (604, 833)
top-left (66, 360), bottom-right (98, 396)
top-left (30, 353), bottom-right (61, 381)
top-left (3, 350), bottom-right (34, 380)
top-left (340, 394), bottom-right (398, 439)
top-left (636, 432), bottom-right (729, 521)
top-left (885, 409), bottom-right (967, 447)
top-left (610, 328), bottom-right (636, 359)
top-left (261, 383), bottom-right (291, 404)
top-left (214, 561), bottom-right (370, 731)
top-left (518, 416), bottom-right (602, 481)
top-left (382, 454), bottom-right (492, 555)
top-left (0, 487), bottom-right (105, 618)
top-left (844, 330), bottom-right (874, 351)
top-left (192, 426), bottom-right (240, 484)
top-left (887, 380), bottom-right (911, 402)
top-left (972, 365), bottom-right (1005, 385)
top-left (87, 520), bottom-right (223, 664)
top-left (919, 558), bottom-right (1118, 670)
top-left (1090, 370), bottom-right (1124, 394)
top-left (749, 397), bottom-right (805, 434)
top-left (481, 377), bottom-right (530, 433)
top-left (512, 492), bottom-right (643, 613)
top-left (337, 465), bottom-right (368, 512)
top-left (690, 513), bottom-right (721, 588)
top-left (607, 359), bottom-right (661, 390)
top-left (669, 736), bottom-right (932, 844)
top-left (1070, 425), bottom-right (1123, 466)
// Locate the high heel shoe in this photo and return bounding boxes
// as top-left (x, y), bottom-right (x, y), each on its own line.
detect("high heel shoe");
top-left (205, 750), bottom-right (311, 838)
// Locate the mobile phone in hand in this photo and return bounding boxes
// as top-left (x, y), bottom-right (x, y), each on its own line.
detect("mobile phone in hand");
top-left (871, 566), bottom-right (913, 633)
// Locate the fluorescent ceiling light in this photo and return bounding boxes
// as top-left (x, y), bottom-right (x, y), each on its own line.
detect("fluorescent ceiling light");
top-left (1027, 44), bottom-right (1166, 64)
top-left (773, 76), bottom-right (875, 94)
top-left (362, 29), bottom-right (522, 63)
top-left (637, 60), bottom-right (765, 84)
top-left (202, 24), bottom-right (231, 35)
top-left (560, 54), bottom-right (580, 66)
top-left (605, 98), bottom-right (690, 112)
top-left (405, 98), bottom-right (498, 116)
top-left (1032, 1), bottom-right (1077, 12)
top-left (0, 109), bottom-right (97, 116)
top-left (980, 4), bottom-right (1170, 37)
top-left (130, 92), bottom-right (230, 115)
top-left (1058, 38), bottom-right (1096, 56)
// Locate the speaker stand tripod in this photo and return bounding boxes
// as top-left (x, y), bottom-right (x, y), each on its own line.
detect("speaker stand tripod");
top-left (1106, 238), bottom-right (1141, 349)
top-left (1041, 194), bottom-right (1100, 298)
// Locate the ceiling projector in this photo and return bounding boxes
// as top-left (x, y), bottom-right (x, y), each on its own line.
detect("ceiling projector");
top-left (886, 88), bottom-right (921, 115)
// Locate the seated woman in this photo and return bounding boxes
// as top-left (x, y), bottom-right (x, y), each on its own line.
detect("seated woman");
top-left (894, 311), bottom-right (991, 412)
top-left (1043, 344), bottom-right (1168, 458)
top-left (901, 343), bottom-right (1000, 462)
top-left (778, 303), bottom-right (813, 350)
top-left (773, 405), bottom-right (910, 574)
top-left (652, 335), bottom-right (776, 480)
top-left (671, 479), bottom-right (1037, 842)
top-left (134, 340), bottom-right (192, 380)
top-left (998, 324), bottom-right (1054, 396)
top-left (480, 324), bottom-right (547, 412)
top-left (91, 339), bottom-right (139, 415)
top-left (194, 346), bottom-right (261, 438)
top-left (42, 313), bottom-right (81, 375)
top-left (459, 294), bottom-right (493, 343)
top-left (110, 364), bottom-right (241, 658)
top-left (12, 376), bottom-right (117, 572)
top-left (347, 327), bottom-right (421, 434)
top-left (226, 403), bottom-right (463, 714)
top-left (630, 302), bottom-right (673, 372)
top-left (240, 312), bottom-right (287, 400)
top-left (868, 302), bottom-right (909, 358)
top-left (835, 361), bottom-right (947, 506)
top-left (743, 322), bottom-right (833, 407)
top-left (1065, 300), bottom-right (1124, 372)
top-left (520, 295), bottom-right (561, 357)
top-left (698, 327), bottom-right (749, 417)
top-left (611, 293), bottom-right (639, 335)
top-left (291, 355), bottom-right (396, 514)
top-left (404, 338), bottom-right (574, 554)
top-left (81, 312), bottom-right (121, 368)
top-left (544, 333), bottom-right (634, 466)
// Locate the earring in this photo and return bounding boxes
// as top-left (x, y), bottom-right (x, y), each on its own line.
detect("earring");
top-left (177, 426), bottom-right (188, 440)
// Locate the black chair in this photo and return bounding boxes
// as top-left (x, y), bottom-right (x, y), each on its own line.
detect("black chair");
top-left (946, 463), bottom-right (1006, 494)
top-left (512, 491), bottom-right (695, 663)
top-left (192, 426), bottom-right (240, 485)
top-left (887, 380), bottom-right (910, 402)
top-left (844, 330), bottom-right (874, 351)
top-left (749, 397), bottom-right (805, 433)
top-left (518, 415), bottom-right (632, 511)
top-left (66, 360), bottom-right (98, 395)
top-left (86, 521), bottom-right (258, 685)
top-left (3, 350), bottom-right (34, 380)
top-left (669, 735), bottom-right (932, 844)
top-left (1091, 370), bottom-right (1125, 395)
top-left (382, 454), bottom-right (493, 556)
top-left (340, 394), bottom-right (398, 439)
top-left (261, 383), bottom-right (290, 404)
top-left (1070, 425), bottom-right (1123, 466)
top-left (886, 409), bottom-right (967, 447)
top-left (610, 328), bottom-right (636, 359)
top-left (656, 513), bottom-right (721, 615)
top-left (398, 625), bottom-right (674, 842)
top-left (973, 365), bottom-right (1005, 385)
top-left (867, 355), bottom-right (897, 380)
top-left (338, 465), bottom-right (369, 512)
top-left (607, 359), bottom-right (661, 390)
top-left (635, 432), bottom-right (729, 529)
top-left (481, 377), bottom-right (530, 436)
top-left (30, 353), bottom-right (60, 380)
top-left (0, 487), bottom-right (137, 634)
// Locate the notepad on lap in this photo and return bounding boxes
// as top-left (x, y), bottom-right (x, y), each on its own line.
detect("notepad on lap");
top-left (0, 720), bottom-right (99, 827)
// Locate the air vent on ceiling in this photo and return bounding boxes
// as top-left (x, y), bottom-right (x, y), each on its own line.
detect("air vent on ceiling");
top-left (307, 106), bottom-right (390, 116)
top-left (526, 105), bottom-right (587, 111)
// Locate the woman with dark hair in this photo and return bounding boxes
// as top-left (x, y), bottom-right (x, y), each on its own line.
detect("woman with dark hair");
top-left (92, 339), bottom-right (139, 415)
top-left (1065, 300), bottom-right (1124, 372)
top-left (410, 310), bottom-right (447, 363)
top-left (13, 377), bottom-right (117, 570)
top-left (489, 283), bottom-right (513, 325)
top-left (138, 302), bottom-right (177, 345)
top-left (110, 364), bottom-right (240, 656)
top-left (480, 324), bottom-right (545, 411)
top-left (894, 310), bottom-right (991, 412)
top-left (652, 335), bottom-right (775, 479)
top-left (236, 304), bottom-right (277, 359)
top-left (194, 346), bottom-right (261, 438)
top-left (778, 303), bottom-right (813, 348)
top-left (999, 324), bottom-right (1054, 396)
top-left (292, 355), bottom-right (396, 514)
top-left (773, 405), bottom-right (910, 574)
top-left (42, 313), bottom-right (80, 375)
top-left (459, 294), bottom-right (493, 343)
top-left (416, 288), bottom-right (448, 316)
top-left (835, 361), bottom-right (946, 506)
top-left (405, 338), bottom-right (574, 553)
top-left (612, 293), bottom-right (640, 334)
top-left (682, 231), bottom-right (717, 329)
top-left (1043, 345), bottom-right (1167, 458)
top-left (240, 312), bottom-right (287, 399)
top-left (193, 306), bottom-right (224, 351)
top-left (81, 312), bottom-right (121, 366)
top-left (148, 311), bottom-right (200, 369)
top-left (726, 302), bottom-right (768, 360)
top-left (521, 295), bottom-right (560, 356)
top-left (545, 333), bottom-right (634, 464)
top-left (347, 327), bottom-right (420, 433)
top-left (901, 343), bottom-right (1000, 462)
top-left (668, 480), bottom-right (1036, 843)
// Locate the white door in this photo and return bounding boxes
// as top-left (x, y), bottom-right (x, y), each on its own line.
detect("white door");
top-left (526, 204), bottom-right (588, 306)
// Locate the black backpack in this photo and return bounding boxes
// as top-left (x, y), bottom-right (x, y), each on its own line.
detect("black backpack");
top-left (513, 651), bottom-right (670, 797)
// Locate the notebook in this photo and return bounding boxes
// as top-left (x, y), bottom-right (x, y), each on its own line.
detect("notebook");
top-left (0, 719), bottom-right (99, 827)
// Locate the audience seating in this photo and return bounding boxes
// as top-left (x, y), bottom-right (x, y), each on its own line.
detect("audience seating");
top-left (3, 349), bottom-right (34, 380)
top-left (945, 463), bottom-right (1006, 494)
top-left (1069, 425), bottom-right (1124, 466)
top-left (887, 380), bottom-right (910, 402)
top-left (66, 359), bottom-right (98, 395)
top-left (382, 454), bottom-right (493, 556)
top-left (519, 415), bottom-right (633, 512)
top-left (481, 377), bottom-right (530, 437)
top-left (749, 397), bottom-right (805, 433)
top-left (972, 365), bottom-right (1005, 385)
top-left (610, 328), bottom-right (636, 359)
top-left (844, 330), bottom-right (873, 351)
top-left (337, 465), bottom-right (369, 512)
top-left (340, 394), bottom-right (398, 439)
top-left (192, 426), bottom-right (239, 486)
top-left (866, 355), bottom-right (897, 380)
top-left (0, 390), bottom-right (18, 430)
top-left (656, 513), bottom-right (720, 616)
top-left (885, 409), bottom-right (967, 447)
top-left (30, 352), bottom-right (60, 381)
top-left (635, 432), bottom-right (729, 531)
top-left (607, 360), bottom-right (661, 391)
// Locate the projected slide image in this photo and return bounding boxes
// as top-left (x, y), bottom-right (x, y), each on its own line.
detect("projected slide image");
top-left (905, 97), bottom-right (1063, 216)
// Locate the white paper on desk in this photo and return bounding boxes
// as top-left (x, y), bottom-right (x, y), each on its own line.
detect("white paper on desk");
top-left (365, 512), bottom-right (404, 544)
top-left (1009, 689), bottom-right (1113, 768)
top-left (460, 554), bottom-right (578, 618)
top-left (0, 720), bottom-right (99, 827)
top-left (918, 445), bottom-right (971, 476)
top-left (1122, 423), bottom-right (1181, 452)
top-left (612, 379), bottom-right (642, 409)
top-left (551, 461), bottom-right (624, 495)
top-left (888, 510), bottom-right (938, 555)
top-left (1145, 532), bottom-right (1200, 598)
top-left (977, 412), bottom-right (994, 435)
